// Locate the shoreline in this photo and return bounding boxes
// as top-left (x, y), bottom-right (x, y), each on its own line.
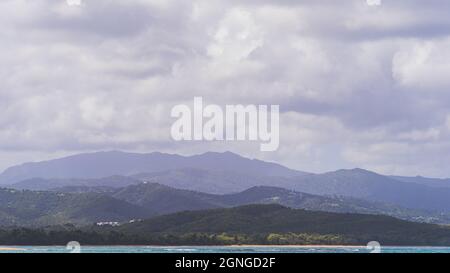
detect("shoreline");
top-left (0, 247), bottom-right (26, 251)
top-left (1, 245), bottom-right (445, 248)
top-left (0, 245), bottom-right (362, 248)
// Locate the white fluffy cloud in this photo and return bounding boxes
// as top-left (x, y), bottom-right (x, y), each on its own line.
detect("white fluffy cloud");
top-left (393, 39), bottom-right (450, 90)
top-left (1, 0), bottom-right (450, 177)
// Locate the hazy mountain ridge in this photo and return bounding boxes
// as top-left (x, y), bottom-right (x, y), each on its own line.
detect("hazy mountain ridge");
top-left (0, 151), bottom-right (307, 185)
top-left (292, 169), bottom-right (450, 212)
top-left (111, 183), bottom-right (223, 215)
top-left (111, 183), bottom-right (450, 224)
top-left (131, 168), bottom-right (292, 194)
top-left (10, 175), bottom-right (141, 191)
top-left (129, 167), bottom-right (450, 213)
top-left (391, 175), bottom-right (450, 188)
top-left (3, 150), bottom-right (450, 224)
top-left (2, 181), bottom-right (450, 227)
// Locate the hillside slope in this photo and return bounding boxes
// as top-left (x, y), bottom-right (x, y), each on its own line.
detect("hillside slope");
top-left (112, 183), bottom-right (450, 223)
top-left (117, 204), bottom-right (450, 246)
top-left (292, 169), bottom-right (450, 212)
top-left (0, 188), bottom-right (154, 226)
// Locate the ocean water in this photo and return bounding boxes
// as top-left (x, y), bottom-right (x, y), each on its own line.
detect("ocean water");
top-left (1, 246), bottom-right (450, 253)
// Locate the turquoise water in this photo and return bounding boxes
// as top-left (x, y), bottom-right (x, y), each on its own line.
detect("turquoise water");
top-left (1, 246), bottom-right (450, 253)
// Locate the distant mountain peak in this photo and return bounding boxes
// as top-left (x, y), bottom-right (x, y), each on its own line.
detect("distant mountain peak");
top-left (331, 168), bottom-right (380, 176)
top-left (197, 151), bottom-right (243, 158)
top-left (0, 150), bottom-right (307, 185)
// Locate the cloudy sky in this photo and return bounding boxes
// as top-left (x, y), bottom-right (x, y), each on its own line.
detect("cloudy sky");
top-left (1, 0), bottom-right (450, 177)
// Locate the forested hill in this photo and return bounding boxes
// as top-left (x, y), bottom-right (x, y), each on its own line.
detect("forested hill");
top-left (2, 205), bottom-right (450, 246)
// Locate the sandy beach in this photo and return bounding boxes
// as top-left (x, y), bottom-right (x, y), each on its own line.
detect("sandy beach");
top-left (0, 247), bottom-right (26, 251)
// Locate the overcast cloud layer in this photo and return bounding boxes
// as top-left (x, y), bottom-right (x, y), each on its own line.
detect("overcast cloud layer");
top-left (1, 0), bottom-right (450, 177)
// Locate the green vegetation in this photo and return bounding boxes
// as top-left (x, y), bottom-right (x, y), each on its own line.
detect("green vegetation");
top-left (112, 183), bottom-right (450, 224)
top-left (1, 204), bottom-right (450, 246)
top-left (0, 228), bottom-right (350, 246)
top-left (0, 188), bottom-right (153, 226)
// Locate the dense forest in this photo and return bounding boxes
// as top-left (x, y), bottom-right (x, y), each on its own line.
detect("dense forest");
top-left (1, 205), bottom-right (450, 246)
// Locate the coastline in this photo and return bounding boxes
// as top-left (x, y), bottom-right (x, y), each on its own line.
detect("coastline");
top-left (1, 244), bottom-right (362, 248)
top-left (1, 244), bottom-right (446, 249)
top-left (0, 247), bottom-right (26, 251)
top-left (0, 244), bottom-right (369, 248)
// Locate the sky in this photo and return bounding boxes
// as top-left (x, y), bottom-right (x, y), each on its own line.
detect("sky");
top-left (1, 0), bottom-right (450, 177)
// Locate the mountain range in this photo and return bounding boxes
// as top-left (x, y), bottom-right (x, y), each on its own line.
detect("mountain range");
top-left (1, 181), bottom-right (450, 227)
top-left (2, 150), bottom-right (450, 227)
top-left (291, 168), bottom-right (450, 212)
top-left (111, 183), bottom-right (450, 223)
top-left (390, 175), bottom-right (450, 188)
top-left (0, 151), bottom-right (307, 185)
top-left (10, 175), bottom-right (141, 191)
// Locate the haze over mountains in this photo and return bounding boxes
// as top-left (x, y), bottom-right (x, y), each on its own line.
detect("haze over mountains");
top-left (290, 169), bottom-right (450, 212)
top-left (2, 180), bottom-right (448, 226)
top-left (2, 150), bottom-right (450, 227)
top-left (11, 176), bottom-right (141, 191)
top-left (390, 175), bottom-right (450, 189)
top-left (0, 151), bottom-right (307, 185)
top-left (109, 183), bottom-right (450, 224)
